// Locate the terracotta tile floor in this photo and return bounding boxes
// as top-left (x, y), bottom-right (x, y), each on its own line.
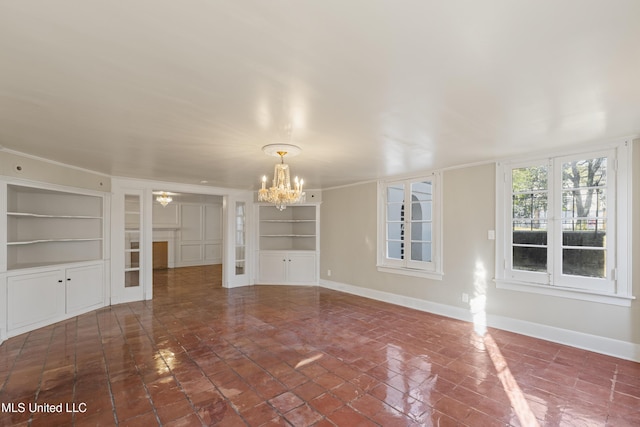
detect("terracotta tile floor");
top-left (0, 265), bottom-right (638, 426)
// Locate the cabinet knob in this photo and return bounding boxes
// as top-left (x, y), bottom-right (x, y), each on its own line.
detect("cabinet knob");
top-left (67, 278), bottom-right (71, 281)
top-left (288, 259), bottom-right (291, 262)
top-left (58, 280), bottom-right (63, 283)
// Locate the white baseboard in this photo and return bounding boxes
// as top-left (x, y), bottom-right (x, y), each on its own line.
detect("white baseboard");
top-left (319, 279), bottom-right (640, 362)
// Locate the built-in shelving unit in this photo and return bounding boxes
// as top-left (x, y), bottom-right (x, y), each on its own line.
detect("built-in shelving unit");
top-left (3, 182), bottom-right (106, 338)
top-left (7, 185), bottom-right (103, 270)
top-left (259, 205), bottom-right (317, 251)
top-left (257, 204), bottom-right (319, 284)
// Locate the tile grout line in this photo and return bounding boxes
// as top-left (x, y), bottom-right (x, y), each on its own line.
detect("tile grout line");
top-left (71, 316), bottom-right (78, 425)
top-left (0, 333), bottom-right (28, 400)
top-left (96, 308), bottom-right (120, 426)
top-left (137, 295), bottom-right (227, 425)
top-left (30, 326), bottom-right (56, 426)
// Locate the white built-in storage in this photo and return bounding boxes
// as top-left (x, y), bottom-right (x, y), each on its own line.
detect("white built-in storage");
top-left (7, 263), bottom-right (104, 334)
top-left (257, 204), bottom-right (319, 284)
top-left (258, 251), bottom-right (317, 284)
top-left (7, 185), bottom-right (103, 269)
top-left (4, 183), bottom-right (106, 337)
top-left (259, 205), bottom-right (317, 250)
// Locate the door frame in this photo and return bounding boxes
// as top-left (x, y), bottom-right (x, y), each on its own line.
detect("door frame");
top-left (111, 177), bottom-right (253, 303)
top-left (111, 186), bottom-right (148, 304)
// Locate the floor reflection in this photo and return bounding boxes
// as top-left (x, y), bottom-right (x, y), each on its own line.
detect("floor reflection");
top-left (0, 265), bottom-right (636, 425)
top-left (484, 333), bottom-right (540, 426)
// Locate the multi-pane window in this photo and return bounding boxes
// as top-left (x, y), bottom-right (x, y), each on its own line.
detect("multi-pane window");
top-left (497, 143), bottom-right (632, 304)
top-left (386, 183), bottom-right (406, 261)
top-left (511, 165), bottom-right (548, 273)
top-left (378, 174), bottom-right (442, 277)
top-left (560, 157), bottom-right (607, 279)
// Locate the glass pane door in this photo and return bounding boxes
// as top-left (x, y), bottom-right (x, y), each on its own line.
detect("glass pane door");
top-left (235, 202), bottom-right (246, 275)
top-left (125, 194), bottom-right (141, 287)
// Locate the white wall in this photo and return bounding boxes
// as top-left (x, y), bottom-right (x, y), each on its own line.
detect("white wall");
top-left (0, 150), bottom-right (110, 192)
top-left (319, 141), bottom-right (640, 361)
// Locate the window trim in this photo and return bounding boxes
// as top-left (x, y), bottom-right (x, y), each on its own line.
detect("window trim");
top-left (377, 172), bottom-right (443, 280)
top-left (495, 140), bottom-right (634, 306)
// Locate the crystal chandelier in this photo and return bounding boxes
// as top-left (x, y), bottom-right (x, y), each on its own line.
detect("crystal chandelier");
top-left (155, 192), bottom-right (173, 207)
top-left (258, 144), bottom-right (305, 211)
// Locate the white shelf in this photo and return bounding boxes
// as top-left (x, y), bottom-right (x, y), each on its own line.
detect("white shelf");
top-left (8, 212), bottom-right (102, 219)
top-left (8, 238), bottom-right (103, 245)
top-left (7, 184), bottom-right (104, 270)
top-left (259, 205), bottom-right (318, 251)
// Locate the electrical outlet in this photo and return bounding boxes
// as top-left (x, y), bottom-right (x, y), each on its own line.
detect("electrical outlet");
top-left (488, 230), bottom-right (495, 240)
top-left (327, 269), bottom-right (332, 277)
top-left (462, 293), bottom-right (469, 303)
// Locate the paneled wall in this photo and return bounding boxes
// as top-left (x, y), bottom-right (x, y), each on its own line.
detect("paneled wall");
top-left (152, 195), bottom-right (222, 268)
top-left (178, 203), bottom-right (222, 267)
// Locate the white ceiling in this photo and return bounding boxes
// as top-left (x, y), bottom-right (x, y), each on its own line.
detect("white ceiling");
top-left (1, 1), bottom-right (639, 190)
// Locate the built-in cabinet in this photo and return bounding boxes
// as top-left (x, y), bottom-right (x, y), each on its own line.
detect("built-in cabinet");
top-left (257, 204), bottom-right (319, 285)
top-left (3, 183), bottom-right (106, 338)
top-left (7, 263), bottom-right (103, 335)
top-left (64, 263), bottom-right (104, 314)
top-left (258, 251), bottom-right (317, 284)
top-left (7, 269), bottom-right (64, 333)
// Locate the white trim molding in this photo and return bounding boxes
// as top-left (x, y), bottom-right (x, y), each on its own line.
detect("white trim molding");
top-left (319, 278), bottom-right (640, 362)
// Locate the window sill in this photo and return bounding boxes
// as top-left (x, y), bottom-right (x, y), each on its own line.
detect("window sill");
top-left (495, 279), bottom-right (635, 307)
top-left (377, 265), bottom-right (444, 280)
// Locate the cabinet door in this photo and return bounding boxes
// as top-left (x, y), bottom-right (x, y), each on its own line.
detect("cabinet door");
top-left (66, 264), bottom-right (104, 314)
top-left (287, 253), bottom-right (317, 284)
top-left (259, 252), bottom-right (287, 283)
top-left (8, 270), bottom-right (65, 332)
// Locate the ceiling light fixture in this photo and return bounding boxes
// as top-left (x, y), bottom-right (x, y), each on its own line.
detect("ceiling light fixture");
top-left (258, 144), bottom-right (305, 211)
top-left (155, 192), bottom-right (173, 207)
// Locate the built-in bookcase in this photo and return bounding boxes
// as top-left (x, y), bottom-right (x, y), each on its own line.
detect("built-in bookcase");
top-left (257, 204), bottom-right (319, 285)
top-left (259, 205), bottom-right (317, 251)
top-left (7, 184), bottom-right (103, 270)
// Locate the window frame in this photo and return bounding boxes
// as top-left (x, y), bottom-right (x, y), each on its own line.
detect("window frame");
top-left (377, 172), bottom-right (443, 280)
top-left (496, 140), bottom-right (634, 306)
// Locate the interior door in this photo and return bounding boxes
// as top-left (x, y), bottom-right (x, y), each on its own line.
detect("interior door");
top-left (122, 191), bottom-right (145, 302)
top-left (235, 201), bottom-right (247, 276)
